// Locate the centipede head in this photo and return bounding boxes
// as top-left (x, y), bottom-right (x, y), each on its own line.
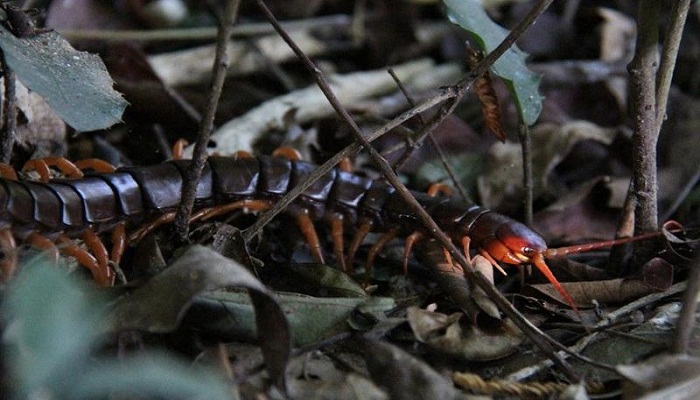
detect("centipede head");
top-left (464, 214), bottom-right (580, 313)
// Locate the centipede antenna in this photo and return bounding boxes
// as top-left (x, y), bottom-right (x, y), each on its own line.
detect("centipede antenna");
top-left (544, 231), bottom-right (665, 259)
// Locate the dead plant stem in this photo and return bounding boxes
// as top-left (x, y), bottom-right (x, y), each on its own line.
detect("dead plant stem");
top-left (174, 0), bottom-right (241, 240)
top-left (518, 122), bottom-right (533, 227)
top-left (655, 0), bottom-right (691, 134)
top-left (672, 255), bottom-right (700, 354)
top-left (0, 54), bottom-right (16, 163)
top-left (387, 68), bottom-right (471, 202)
top-left (628, 0), bottom-right (660, 238)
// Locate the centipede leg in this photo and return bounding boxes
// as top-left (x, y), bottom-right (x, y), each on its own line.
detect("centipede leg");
top-left (329, 214), bottom-right (346, 271)
top-left (82, 228), bottom-right (114, 286)
top-left (426, 183), bottom-right (452, 197)
top-left (172, 139), bottom-right (189, 160)
top-left (399, 184), bottom-right (451, 274)
top-left (0, 228), bottom-right (17, 281)
top-left (110, 222), bottom-right (127, 265)
top-left (73, 159), bottom-right (117, 173)
top-left (129, 212), bottom-right (176, 243)
top-left (364, 228), bottom-right (399, 282)
top-left (193, 199), bottom-right (270, 221)
top-left (346, 219), bottom-right (372, 268)
top-left (56, 234), bottom-right (106, 286)
top-left (296, 210), bottom-right (324, 264)
top-left (0, 163), bottom-right (18, 180)
top-left (272, 147), bottom-right (302, 161)
top-left (26, 232), bottom-right (60, 264)
top-left (403, 231), bottom-right (423, 275)
top-left (463, 235), bottom-right (506, 276)
top-left (23, 157), bottom-right (84, 181)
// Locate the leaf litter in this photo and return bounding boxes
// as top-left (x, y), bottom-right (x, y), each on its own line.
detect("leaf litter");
top-left (0, 1), bottom-right (699, 399)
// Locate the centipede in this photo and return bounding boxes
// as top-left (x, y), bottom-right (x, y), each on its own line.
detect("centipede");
top-left (0, 150), bottom-right (665, 312)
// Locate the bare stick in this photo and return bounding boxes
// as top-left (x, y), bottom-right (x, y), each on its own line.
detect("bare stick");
top-left (0, 54), bottom-right (17, 163)
top-left (174, 0), bottom-right (241, 240)
top-left (628, 0), bottom-right (660, 237)
top-left (673, 254), bottom-right (700, 354)
top-left (256, 0), bottom-right (578, 381)
top-left (655, 0), bottom-right (691, 134)
top-left (518, 122), bottom-right (533, 227)
top-left (387, 68), bottom-right (471, 202)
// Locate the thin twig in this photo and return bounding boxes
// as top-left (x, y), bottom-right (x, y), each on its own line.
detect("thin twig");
top-left (256, 0), bottom-right (578, 382)
top-left (57, 14), bottom-right (351, 42)
top-left (518, 122), bottom-right (533, 227)
top-left (387, 68), bottom-right (471, 201)
top-left (655, 0), bottom-right (692, 135)
top-left (628, 0), bottom-right (660, 237)
top-left (672, 255), bottom-right (700, 354)
top-left (0, 54), bottom-right (17, 163)
top-left (174, 0), bottom-right (241, 240)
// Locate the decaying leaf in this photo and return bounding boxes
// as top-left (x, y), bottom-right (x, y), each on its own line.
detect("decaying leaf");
top-left (0, 24), bottom-right (127, 131)
top-left (478, 120), bottom-right (618, 208)
top-left (407, 306), bottom-right (523, 361)
top-left (185, 290), bottom-right (394, 346)
top-left (110, 245), bottom-right (290, 388)
top-left (362, 339), bottom-right (467, 400)
top-left (617, 355), bottom-right (700, 399)
top-left (468, 48), bottom-right (507, 142)
top-left (286, 355), bottom-right (388, 400)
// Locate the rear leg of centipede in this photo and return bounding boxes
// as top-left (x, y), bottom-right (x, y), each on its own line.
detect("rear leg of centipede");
top-left (400, 183), bottom-right (454, 272)
top-left (0, 229), bottom-right (18, 281)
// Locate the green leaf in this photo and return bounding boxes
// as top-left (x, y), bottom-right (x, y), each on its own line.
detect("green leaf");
top-left (189, 290), bottom-right (395, 346)
top-left (3, 260), bottom-right (105, 396)
top-left (443, 0), bottom-right (543, 125)
top-left (2, 261), bottom-right (230, 399)
top-left (72, 354), bottom-right (231, 400)
top-left (0, 26), bottom-right (127, 131)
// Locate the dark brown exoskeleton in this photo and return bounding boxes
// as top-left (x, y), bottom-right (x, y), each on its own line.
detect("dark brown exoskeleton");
top-left (0, 154), bottom-right (663, 310)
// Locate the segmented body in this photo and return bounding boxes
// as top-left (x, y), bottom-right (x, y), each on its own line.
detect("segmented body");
top-left (0, 156), bottom-right (523, 248)
top-left (0, 155), bottom-right (572, 306)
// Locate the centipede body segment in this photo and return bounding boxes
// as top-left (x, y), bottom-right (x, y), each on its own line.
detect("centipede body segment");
top-left (0, 154), bottom-right (583, 311)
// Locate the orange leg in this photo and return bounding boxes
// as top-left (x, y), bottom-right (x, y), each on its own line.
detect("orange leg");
top-left (399, 184), bottom-right (450, 274)
top-left (129, 212), bottom-right (177, 243)
top-left (461, 236), bottom-right (506, 276)
top-left (73, 159), bottom-right (117, 173)
top-left (26, 232), bottom-right (60, 264)
top-left (402, 231), bottom-right (423, 275)
top-left (364, 228), bottom-right (399, 283)
top-left (130, 200), bottom-right (271, 243)
top-left (192, 199), bottom-right (271, 222)
top-left (426, 183), bottom-right (452, 197)
top-left (272, 147), bottom-right (302, 161)
top-left (172, 139), bottom-right (189, 160)
top-left (295, 210), bottom-right (324, 264)
top-left (0, 163), bottom-right (18, 180)
top-left (338, 157), bottom-right (353, 173)
top-left (23, 157), bottom-right (84, 182)
top-left (82, 228), bottom-right (113, 285)
top-left (110, 222), bottom-right (127, 265)
top-left (329, 214), bottom-right (346, 271)
top-left (0, 228), bottom-right (17, 281)
top-left (346, 219), bottom-right (372, 268)
top-left (56, 234), bottom-right (109, 286)
top-left (233, 150), bottom-right (253, 159)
